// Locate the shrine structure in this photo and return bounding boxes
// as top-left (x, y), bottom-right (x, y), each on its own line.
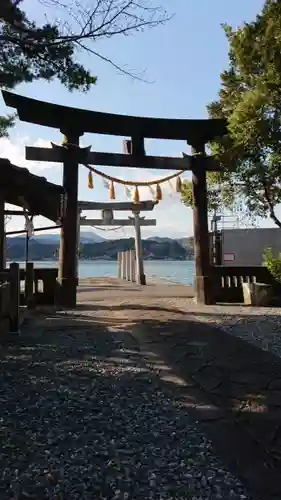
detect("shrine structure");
top-left (2, 90), bottom-right (227, 307)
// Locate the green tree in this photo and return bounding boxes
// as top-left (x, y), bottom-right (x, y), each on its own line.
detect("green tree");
top-left (181, 0), bottom-right (281, 227)
top-left (0, 0), bottom-right (170, 136)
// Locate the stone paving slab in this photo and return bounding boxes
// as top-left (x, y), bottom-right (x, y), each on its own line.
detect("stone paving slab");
top-left (134, 317), bottom-right (281, 492)
top-left (76, 278), bottom-right (281, 499)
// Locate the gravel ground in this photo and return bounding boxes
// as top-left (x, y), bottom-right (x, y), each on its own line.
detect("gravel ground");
top-left (0, 311), bottom-right (249, 500)
top-left (79, 277), bottom-right (281, 359)
top-left (166, 298), bottom-right (281, 358)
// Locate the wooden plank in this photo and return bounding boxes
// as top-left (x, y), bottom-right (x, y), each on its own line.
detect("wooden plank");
top-left (6, 224), bottom-right (61, 236)
top-left (26, 146), bottom-right (222, 172)
top-left (0, 270), bottom-right (9, 280)
top-left (25, 262), bottom-right (34, 309)
top-left (9, 262), bottom-right (20, 333)
top-left (78, 201), bottom-right (157, 211)
top-left (4, 210), bottom-right (32, 216)
top-left (80, 219), bottom-right (157, 226)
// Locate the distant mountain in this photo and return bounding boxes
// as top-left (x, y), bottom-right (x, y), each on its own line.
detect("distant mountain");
top-left (5, 236), bottom-right (193, 261)
top-left (147, 236), bottom-right (194, 255)
top-left (8, 230), bottom-right (104, 246)
top-left (79, 231), bottom-right (105, 243)
top-left (146, 236), bottom-right (174, 242)
top-left (176, 237), bottom-right (194, 251)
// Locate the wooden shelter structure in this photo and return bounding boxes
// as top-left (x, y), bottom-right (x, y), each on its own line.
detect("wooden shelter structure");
top-left (0, 157), bottom-right (63, 269)
top-left (2, 90), bottom-right (227, 307)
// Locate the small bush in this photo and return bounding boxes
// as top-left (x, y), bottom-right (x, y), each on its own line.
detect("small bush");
top-left (263, 247), bottom-right (281, 283)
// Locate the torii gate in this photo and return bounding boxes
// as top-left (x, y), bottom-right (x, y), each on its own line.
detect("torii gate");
top-left (2, 90), bottom-right (227, 307)
top-left (78, 200), bottom-right (157, 285)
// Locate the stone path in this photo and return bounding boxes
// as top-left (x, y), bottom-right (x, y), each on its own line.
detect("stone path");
top-left (1, 278), bottom-right (281, 499)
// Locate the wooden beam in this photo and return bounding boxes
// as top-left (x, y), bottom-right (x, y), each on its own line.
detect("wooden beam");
top-left (6, 224), bottom-right (61, 236)
top-left (3, 90), bottom-right (228, 141)
top-left (78, 200), bottom-right (158, 211)
top-left (25, 146), bottom-right (221, 172)
top-left (80, 218), bottom-right (156, 226)
top-left (4, 210), bottom-right (32, 216)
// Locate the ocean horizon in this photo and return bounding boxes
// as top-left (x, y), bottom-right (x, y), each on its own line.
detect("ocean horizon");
top-left (8, 260), bottom-right (196, 286)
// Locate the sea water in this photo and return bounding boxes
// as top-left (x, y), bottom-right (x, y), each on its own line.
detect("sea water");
top-left (12, 260), bottom-right (195, 285)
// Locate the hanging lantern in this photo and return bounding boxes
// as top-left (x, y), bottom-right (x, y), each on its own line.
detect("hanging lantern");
top-left (109, 181), bottom-right (116, 200)
top-left (132, 186), bottom-right (140, 203)
top-left (156, 184), bottom-right (162, 201)
top-left (176, 175), bottom-right (182, 193)
top-left (88, 170), bottom-right (93, 189)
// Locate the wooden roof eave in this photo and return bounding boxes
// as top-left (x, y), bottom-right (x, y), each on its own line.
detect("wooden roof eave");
top-left (0, 158), bottom-right (63, 222)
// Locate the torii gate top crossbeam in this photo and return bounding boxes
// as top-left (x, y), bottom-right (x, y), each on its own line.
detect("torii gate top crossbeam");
top-left (2, 91), bottom-right (227, 142)
top-left (78, 200), bottom-right (158, 211)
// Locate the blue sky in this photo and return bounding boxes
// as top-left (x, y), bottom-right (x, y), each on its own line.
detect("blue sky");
top-left (1, 0), bottom-right (268, 238)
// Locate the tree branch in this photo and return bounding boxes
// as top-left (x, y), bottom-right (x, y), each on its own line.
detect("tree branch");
top-left (0, 0), bottom-right (172, 82)
top-left (261, 177), bottom-right (281, 228)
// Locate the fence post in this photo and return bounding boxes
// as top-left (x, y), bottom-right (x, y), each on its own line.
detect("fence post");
top-left (129, 250), bottom-right (133, 282)
top-left (131, 250), bottom-right (136, 282)
top-left (9, 262), bottom-right (20, 334)
top-left (126, 250), bottom-right (131, 281)
top-left (122, 251), bottom-right (126, 280)
top-left (117, 252), bottom-right (122, 278)
top-left (123, 251), bottom-right (127, 280)
top-left (25, 262), bottom-right (34, 309)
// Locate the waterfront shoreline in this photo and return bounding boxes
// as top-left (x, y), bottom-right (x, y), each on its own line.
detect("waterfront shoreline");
top-left (7, 259), bottom-right (195, 286)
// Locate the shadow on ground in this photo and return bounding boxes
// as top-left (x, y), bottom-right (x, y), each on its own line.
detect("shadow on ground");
top-left (1, 307), bottom-right (281, 499)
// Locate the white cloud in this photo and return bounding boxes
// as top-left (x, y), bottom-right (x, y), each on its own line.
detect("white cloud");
top-left (102, 165), bottom-right (188, 204)
top-left (0, 136), bottom-right (58, 173)
top-left (1, 136), bottom-right (194, 237)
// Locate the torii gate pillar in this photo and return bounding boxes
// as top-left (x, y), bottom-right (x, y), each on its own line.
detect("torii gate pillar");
top-left (0, 197), bottom-right (5, 269)
top-left (58, 130), bottom-right (82, 308)
top-left (190, 141), bottom-right (214, 305)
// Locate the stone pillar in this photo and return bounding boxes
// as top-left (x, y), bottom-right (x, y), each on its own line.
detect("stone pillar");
top-left (126, 250), bottom-right (131, 281)
top-left (58, 130), bottom-right (82, 308)
top-left (122, 252), bottom-right (126, 280)
top-left (130, 249), bottom-right (136, 282)
top-left (134, 211), bottom-right (146, 285)
top-left (190, 141), bottom-right (213, 304)
top-left (117, 252), bottom-right (122, 278)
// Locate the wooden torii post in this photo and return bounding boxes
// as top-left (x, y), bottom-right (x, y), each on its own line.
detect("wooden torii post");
top-left (2, 90), bottom-right (227, 307)
top-left (78, 200), bottom-right (157, 285)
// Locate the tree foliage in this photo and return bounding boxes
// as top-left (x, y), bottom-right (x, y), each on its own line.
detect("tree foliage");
top-left (0, 0), bottom-right (170, 135)
top-left (264, 247), bottom-right (281, 283)
top-left (181, 0), bottom-right (281, 227)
